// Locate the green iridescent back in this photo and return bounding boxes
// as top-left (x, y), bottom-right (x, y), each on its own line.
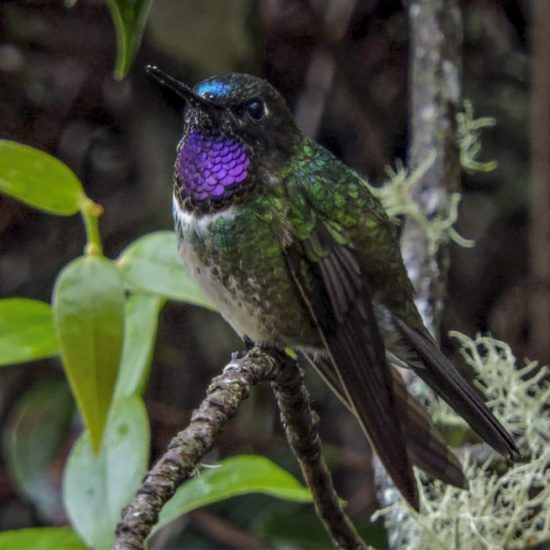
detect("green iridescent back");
top-left (283, 137), bottom-right (424, 331)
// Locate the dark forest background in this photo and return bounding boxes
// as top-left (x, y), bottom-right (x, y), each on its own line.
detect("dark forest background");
top-left (0, 0), bottom-right (545, 548)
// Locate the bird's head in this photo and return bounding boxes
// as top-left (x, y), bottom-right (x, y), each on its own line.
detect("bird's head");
top-left (147, 66), bottom-right (301, 213)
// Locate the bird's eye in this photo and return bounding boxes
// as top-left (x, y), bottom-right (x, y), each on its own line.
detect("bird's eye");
top-left (246, 99), bottom-right (265, 121)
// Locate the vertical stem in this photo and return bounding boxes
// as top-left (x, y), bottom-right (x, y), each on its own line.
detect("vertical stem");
top-left (271, 356), bottom-right (367, 550)
top-left (529, 0), bottom-right (550, 364)
top-left (376, 0), bottom-right (464, 537)
top-left (401, 0), bottom-right (462, 338)
top-left (80, 197), bottom-right (104, 256)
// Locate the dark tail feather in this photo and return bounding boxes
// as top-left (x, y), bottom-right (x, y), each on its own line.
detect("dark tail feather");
top-left (324, 307), bottom-right (420, 510)
top-left (308, 355), bottom-right (468, 490)
top-left (390, 368), bottom-right (467, 489)
top-left (393, 317), bottom-right (520, 461)
top-left (287, 243), bottom-right (420, 510)
top-left (301, 354), bottom-right (418, 510)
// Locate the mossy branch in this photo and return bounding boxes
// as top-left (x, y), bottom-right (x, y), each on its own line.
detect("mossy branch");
top-left (400, 0), bottom-right (463, 338)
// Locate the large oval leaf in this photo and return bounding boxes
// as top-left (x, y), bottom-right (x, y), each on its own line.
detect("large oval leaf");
top-left (0, 527), bottom-right (84, 550)
top-left (53, 256), bottom-right (125, 452)
top-left (3, 380), bottom-right (73, 521)
top-left (63, 396), bottom-right (150, 550)
top-left (0, 140), bottom-right (83, 215)
top-left (105, 0), bottom-right (153, 80)
top-left (117, 231), bottom-right (217, 310)
top-left (114, 292), bottom-right (163, 400)
top-left (0, 299), bottom-right (59, 366)
top-left (153, 455), bottom-right (312, 536)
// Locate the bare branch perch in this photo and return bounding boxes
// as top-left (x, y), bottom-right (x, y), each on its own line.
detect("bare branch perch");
top-left (113, 347), bottom-right (281, 550)
top-left (271, 353), bottom-right (367, 550)
top-left (113, 347), bottom-right (366, 550)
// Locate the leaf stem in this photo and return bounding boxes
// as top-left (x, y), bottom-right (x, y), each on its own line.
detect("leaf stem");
top-left (80, 196), bottom-right (104, 256)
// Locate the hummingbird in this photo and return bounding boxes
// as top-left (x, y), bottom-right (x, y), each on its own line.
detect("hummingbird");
top-left (146, 65), bottom-right (519, 510)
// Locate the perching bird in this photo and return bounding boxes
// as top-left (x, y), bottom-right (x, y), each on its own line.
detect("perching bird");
top-left (147, 66), bottom-right (519, 510)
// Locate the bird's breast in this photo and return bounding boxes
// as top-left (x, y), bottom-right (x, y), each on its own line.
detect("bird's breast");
top-left (173, 196), bottom-right (319, 347)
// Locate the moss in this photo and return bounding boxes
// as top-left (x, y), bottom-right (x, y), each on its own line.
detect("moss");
top-left (374, 334), bottom-right (550, 549)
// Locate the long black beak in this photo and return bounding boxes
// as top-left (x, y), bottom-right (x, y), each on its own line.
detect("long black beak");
top-left (146, 65), bottom-right (217, 110)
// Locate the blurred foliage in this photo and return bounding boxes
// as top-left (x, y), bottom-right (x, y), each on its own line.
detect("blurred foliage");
top-left (116, 231), bottom-right (216, 309)
top-left (53, 254), bottom-right (125, 451)
top-left (105, 0), bottom-right (153, 80)
top-left (146, 0), bottom-right (257, 76)
top-left (0, 299), bottom-right (58, 366)
top-left (0, 140), bottom-right (83, 215)
top-left (3, 380), bottom-right (73, 521)
top-left (0, 527), bottom-right (85, 550)
top-left (63, 396), bottom-right (150, 549)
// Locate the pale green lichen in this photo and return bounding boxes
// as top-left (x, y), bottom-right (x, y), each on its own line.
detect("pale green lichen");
top-left (368, 153), bottom-right (474, 255)
top-left (369, 101), bottom-right (497, 256)
top-left (374, 334), bottom-right (550, 549)
top-left (457, 100), bottom-right (498, 174)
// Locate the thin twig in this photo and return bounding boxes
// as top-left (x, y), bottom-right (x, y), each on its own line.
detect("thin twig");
top-left (113, 347), bottom-right (366, 550)
top-left (113, 348), bottom-right (282, 550)
top-left (271, 351), bottom-right (368, 550)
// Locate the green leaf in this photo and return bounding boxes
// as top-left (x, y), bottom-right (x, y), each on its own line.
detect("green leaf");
top-left (3, 380), bottom-right (73, 521)
top-left (0, 299), bottom-right (59, 366)
top-left (0, 140), bottom-right (83, 215)
top-left (153, 455), bottom-right (312, 536)
top-left (117, 231), bottom-right (217, 310)
top-left (0, 527), bottom-right (85, 550)
top-left (105, 0), bottom-right (153, 80)
top-left (114, 292), bottom-right (163, 400)
top-left (53, 256), bottom-right (125, 452)
top-left (63, 396), bottom-right (150, 550)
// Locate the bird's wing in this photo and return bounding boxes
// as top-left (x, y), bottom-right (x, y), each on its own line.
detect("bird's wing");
top-left (285, 221), bottom-right (419, 509)
top-left (284, 143), bottom-right (518, 466)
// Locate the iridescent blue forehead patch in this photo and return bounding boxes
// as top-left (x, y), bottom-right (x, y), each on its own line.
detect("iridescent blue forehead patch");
top-left (194, 80), bottom-right (232, 99)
